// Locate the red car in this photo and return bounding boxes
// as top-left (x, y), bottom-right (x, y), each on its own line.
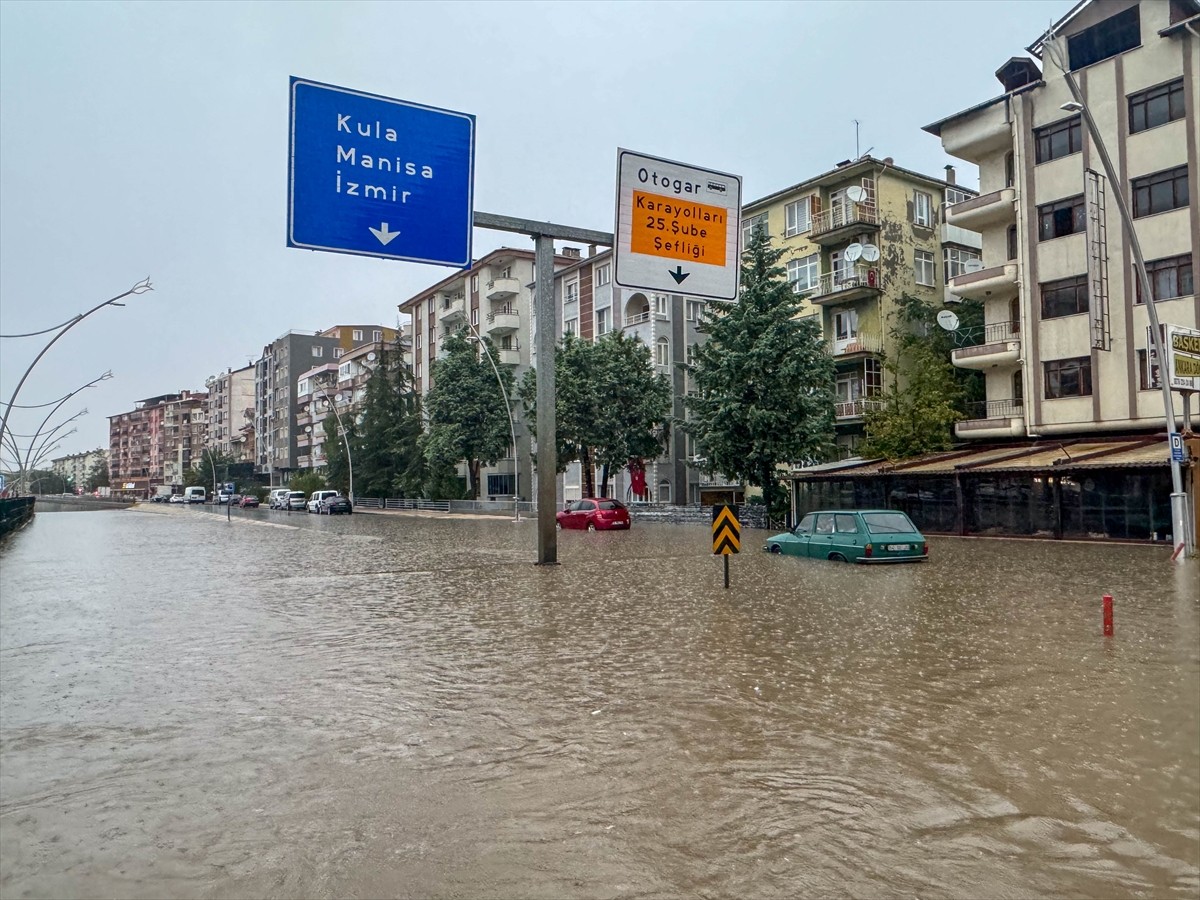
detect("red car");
top-left (556, 498), bottom-right (631, 531)
top-left (238, 495), bottom-right (260, 508)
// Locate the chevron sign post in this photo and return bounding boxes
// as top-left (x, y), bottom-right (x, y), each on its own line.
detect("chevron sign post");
top-left (712, 504), bottom-right (740, 588)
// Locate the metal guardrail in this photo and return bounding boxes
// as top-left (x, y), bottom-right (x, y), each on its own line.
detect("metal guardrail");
top-left (964, 398), bottom-right (1023, 420)
top-left (835, 398), bottom-right (884, 419)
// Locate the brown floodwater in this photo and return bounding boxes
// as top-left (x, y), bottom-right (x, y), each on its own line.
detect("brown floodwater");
top-left (2, 504), bottom-right (1197, 898)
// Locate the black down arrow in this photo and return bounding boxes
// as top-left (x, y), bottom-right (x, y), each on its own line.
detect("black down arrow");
top-left (669, 266), bottom-right (690, 284)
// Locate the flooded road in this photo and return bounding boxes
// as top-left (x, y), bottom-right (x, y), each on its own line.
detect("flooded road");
top-left (2, 505), bottom-right (1197, 899)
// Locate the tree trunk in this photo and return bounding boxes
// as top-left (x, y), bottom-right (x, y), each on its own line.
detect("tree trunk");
top-left (598, 464), bottom-right (609, 498)
top-left (581, 447), bottom-right (594, 498)
top-left (468, 459), bottom-right (480, 499)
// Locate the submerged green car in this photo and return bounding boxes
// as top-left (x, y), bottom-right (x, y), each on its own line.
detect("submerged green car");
top-left (764, 509), bottom-right (929, 563)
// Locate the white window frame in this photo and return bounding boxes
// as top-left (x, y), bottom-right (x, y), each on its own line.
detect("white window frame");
top-left (943, 246), bottom-right (982, 280)
top-left (595, 307), bottom-right (610, 336)
top-left (595, 264), bottom-right (611, 286)
top-left (373, 329), bottom-right (382, 342)
top-left (471, 274), bottom-right (479, 292)
top-left (914, 190), bottom-right (933, 227)
top-left (655, 336), bottom-right (670, 367)
top-left (565, 279), bottom-right (579, 305)
top-left (470, 307), bottom-right (479, 326)
top-left (564, 317), bottom-right (579, 337)
top-left (787, 253), bottom-right (820, 294)
top-left (312, 345), bottom-right (323, 358)
top-left (833, 310), bottom-right (859, 341)
top-left (785, 196), bottom-right (812, 237)
top-left (654, 294), bottom-right (669, 317)
top-left (945, 187), bottom-right (971, 207)
top-left (742, 212), bottom-right (769, 246)
top-left (415, 333), bottom-right (422, 350)
top-left (352, 329), bottom-right (363, 343)
top-left (333, 348), bottom-right (344, 359)
top-left (915, 249), bottom-right (936, 286)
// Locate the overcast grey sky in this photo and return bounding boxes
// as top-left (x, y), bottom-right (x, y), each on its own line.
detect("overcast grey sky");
top-left (0, 0), bottom-right (1066, 458)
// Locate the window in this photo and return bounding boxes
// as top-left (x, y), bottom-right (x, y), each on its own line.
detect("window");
top-left (565, 280), bottom-right (579, 305)
top-left (1137, 349), bottom-right (1162, 391)
top-left (654, 294), bottom-right (669, 316)
top-left (834, 309), bottom-right (858, 341)
top-left (1129, 80), bottom-right (1185, 134)
top-left (471, 274), bottom-right (479, 292)
top-left (426, 298), bottom-right (434, 315)
top-left (312, 345), bottom-right (323, 358)
top-left (864, 357), bottom-right (882, 396)
top-left (333, 348), bottom-right (344, 359)
top-left (1068, 5), bottom-right (1140, 71)
top-left (1041, 275), bottom-right (1089, 318)
top-left (1133, 166), bottom-right (1188, 217)
top-left (913, 191), bottom-right (933, 227)
top-left (564, 317), bottom-right (578, 336)
top-left (470, 307), bottom-right (479, 327)
top-left (1007, 225), bottom-right (1019, 261)
top-left (945, 187), bottom-right (971, 207)
top-left (785, 197), bottom-right (812, 236)
top-left (1013, 370), bottom-right (1023, 402)
top-left (373, 330), bottom-right (382, 342)
top-left (1138, 254), bottom-right (1193, 303)
top-left (1044, 356), bottom-right (1093, 399)
top-left (787, 253), bottom-right (820, 294)
top-left (658, 479), bottom-right (671, 503)
top-left (415, 333), bottom-right (421, 350)
top-left (1038, 195), bottom-right (1086, 240)
top-left (944, 246), bottom-right (982, 280)
top-left (915, 249), bottom-right (936, 286)
top-left (655, 337), bottom-right (669, 367)
top-left (1035, 116), bottom-right (1083, 163)
top-left (414, 360), bottom-right (422, 378)
top-left (352, 329), bottom-right (363, 342)
top-left (686, 300), bottom-right (704, 321)
top-left (742, 212), bottom-right (769, 246)
top-left (595, 264), bottom-right (611, 286)
top-left (1005, 151), bottom-right (1015, 188)
top-left (595, 307), bottom-right (610, 335)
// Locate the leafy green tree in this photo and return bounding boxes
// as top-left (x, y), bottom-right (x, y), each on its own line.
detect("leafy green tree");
top-left (859, 294), bottom-right (983, 461)
top-left (684, 229), bottom-right (836, 520)
top-left (289, 471), bottom-right (325, 496)
top-left (85, 459), bottom-right (110, 491)
top-left (320, 411), bottom-right (355, 496)
top-left (27, 469), bottom-right (68, 494)
top-left (519, 332), bottom-right (671, 497)
top-left (187, 449), bottom-right (236, 490)
top-left (425, 330), bottom-right (514, 499)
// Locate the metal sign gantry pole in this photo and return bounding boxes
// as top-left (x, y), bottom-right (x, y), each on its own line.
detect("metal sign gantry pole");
top-left (473, 212), bottom-right (613, 565)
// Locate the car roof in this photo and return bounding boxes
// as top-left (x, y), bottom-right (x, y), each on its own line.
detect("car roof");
top-left (803, 509), bottom-right (910, 515)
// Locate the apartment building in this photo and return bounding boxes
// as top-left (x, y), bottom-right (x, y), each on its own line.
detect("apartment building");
top-left (398, 247), bottom-right (579, 500)
top-left (108, 392), bottom-right (187, 495)
top-left (49, 448), bottom-right (108, 491)
top-left (254, 331), bottom-right (341, 483)
top-left (741, 157), bottom-right (981, 457)
top-left (162, 391), bottom-right (208, 489)
top-left (555, 247), bottom-right (715, 505)
top-left (925, 0), bottom-right (1197, 442)
top-left (318, 324), bottom-right (401, 358)
top-left (205, 365), bottom-right (255, 464)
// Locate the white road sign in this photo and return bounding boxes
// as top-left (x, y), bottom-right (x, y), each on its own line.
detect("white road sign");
top-left (614, 149), bottom-right (742, 301)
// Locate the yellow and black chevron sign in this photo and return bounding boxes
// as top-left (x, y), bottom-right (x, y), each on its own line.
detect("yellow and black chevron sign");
top-left (711, 504), bottom-right (741, 555)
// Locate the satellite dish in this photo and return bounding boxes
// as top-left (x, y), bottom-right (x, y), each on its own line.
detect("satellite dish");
top-left (844, 243), bottom-right (863, 262)
top-left (861, 244), bottom-right (880, 262)
top-left (936, 310), bottom-right (961, 331)
top-left (366, 352), bottom-right (377, 362)
top-left (846, 186), bottom-right (867, 203)
top-left (964, 259), bottom-right (985, 274)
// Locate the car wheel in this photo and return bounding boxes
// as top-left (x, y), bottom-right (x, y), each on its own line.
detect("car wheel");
top-left (828, 552), bottom-right (848, 562)
top-left (769, 544), bottom-right (781, 554)
top-left (587, 521), bottom-right (596, 532)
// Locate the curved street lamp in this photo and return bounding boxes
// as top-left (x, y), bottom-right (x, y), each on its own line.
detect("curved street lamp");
top-left (314, 388), bottom-right (353, 505)
top-left (464, 321), bottom-right (520, 522)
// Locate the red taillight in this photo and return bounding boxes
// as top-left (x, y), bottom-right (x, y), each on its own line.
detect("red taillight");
top-left (864, 543), bottom-right (873, 557)
top-left (923, 542), bottom-right (929, 556)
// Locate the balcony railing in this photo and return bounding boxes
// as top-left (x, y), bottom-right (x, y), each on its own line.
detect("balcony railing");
top-left (829, 331), bottom-right (883, 357)
top-left (811, 265), bottom-right (880, 300)
top-left (624, 311), bottom-right (652, 327)
top-left (811, 202), bottom-right (879, 238)
top-left (835, 398), bottom-right (883, 419)
top-left (964, 398), bottom-right (1023, 420)
top-left (981, 320), bottom-right (1020, 343)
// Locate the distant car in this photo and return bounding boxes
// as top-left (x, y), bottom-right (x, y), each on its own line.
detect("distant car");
top-left (307, 490), bottom-right (340, 513)
top-left (318, 495), bottom-right (352, 515)
top-left (286, 491), bottom-right (307, 511)
top-left (216, 491), bottom-right (233, 505)
top-left (556, 498), bottom-right (631, 531)
top-left (238, 495), bottom-right (260, 508)
top-left (268, 489), bottom-right (290, 509)
top-left (168, 494), bottom-right (186, 504)
top-left (765, 509), bottom-right (928, 563)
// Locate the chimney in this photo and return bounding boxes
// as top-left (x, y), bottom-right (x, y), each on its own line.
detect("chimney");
top-left (883, 157), bottom-right (894, 166)
top-left (944, 165), bottom-right (956, 185)
top-left (562, 247), bottom-right (581, 259)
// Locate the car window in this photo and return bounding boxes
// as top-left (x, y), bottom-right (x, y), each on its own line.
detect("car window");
top-left (835, 514), bottom-right (860, 534)
top-left (863, 512), bottom-right (918, 534)
top-left (795, 514), bottom-right (815, 535)
top-left (598, 500), bottom-right (620, 510)
top-left (815, 514), bottom-right (835, 535)
top-left (571, 501), bottom-right (588, 512)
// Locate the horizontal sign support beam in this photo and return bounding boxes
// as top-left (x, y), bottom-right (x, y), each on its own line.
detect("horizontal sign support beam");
top-left (474, 212), bottom-right (613, 245)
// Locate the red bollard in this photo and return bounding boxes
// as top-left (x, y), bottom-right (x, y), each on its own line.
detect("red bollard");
top-left (1103, 594), bottom-right (1114, 637)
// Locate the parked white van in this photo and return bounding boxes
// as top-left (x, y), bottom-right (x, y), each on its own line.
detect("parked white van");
top-left (307, 490), bottom-right (340, 513)
top-left (183, 486), bottom-right (206, 504)
top-left (269, 489), bottom-right (290, 509)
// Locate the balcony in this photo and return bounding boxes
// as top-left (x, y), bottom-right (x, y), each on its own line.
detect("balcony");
top-left (809, 202), bottom-right (879, 246)
top-left (835, 398), bottom-right (883, 421)
top-left (623, 311), bottom-right (655, 328)
top-left (955, 398), bottom-right (1026, 439)
top-left (496, 348), bottom-right (521, 366)
top-left (486, 307), bottom-right (520, 335)
top-left (296, 454), bottom-right (311, 468)
top-left (486, 277), bottom-right (520, 301)
top-left (829, 330), bottom-right (883, 358)
top-left (947, 263), bottom-right (1018, 301)
top-left (808, 266), bottom-right (881, 306)
top-left (951, 321), bottom-right (1021, 370)
top-left (438, 294), bottom-right (466, 324)
top-left (945, 187), bottom-right (1017, 230)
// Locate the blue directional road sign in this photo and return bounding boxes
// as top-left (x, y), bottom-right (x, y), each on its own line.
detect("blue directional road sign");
top-left (288, 77), bottom-right (475, 267)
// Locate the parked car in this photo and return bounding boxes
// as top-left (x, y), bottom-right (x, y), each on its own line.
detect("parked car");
top-left (556, 498), bottom-right (631, 531)
top-left (764, 509), bottom-right (928, 563)
top-left (318, 495), bottom-right (352, 515)
top-left (168, 494), bottom-right (186, 504)
top-left (216, 491), bottom-right (233, 505)
top-left (286, 491), bottom-right (307, 511)
top-left (268, 489), bottom-right (290, 509)
top-left (238, 495), bottom-right (260, 508)
top-left (183, 486), bottom-right (206, 504)
top-left (307, 490), bottom-right (340, 513)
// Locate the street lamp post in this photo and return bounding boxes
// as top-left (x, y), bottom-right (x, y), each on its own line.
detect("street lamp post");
top-left (464, 321), bottom-right (520, 522)
top-left (315, 389), bottom-right (353, 505)
top-left (1059, 95), bottom-right (1191, 558)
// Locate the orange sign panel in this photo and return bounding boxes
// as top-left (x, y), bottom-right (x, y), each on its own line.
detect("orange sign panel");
top-left (630, 190), bottom-right (728, 264)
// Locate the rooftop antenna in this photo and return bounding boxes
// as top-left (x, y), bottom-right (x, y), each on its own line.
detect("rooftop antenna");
top-left (854, 119), bottom-right (860, 159)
